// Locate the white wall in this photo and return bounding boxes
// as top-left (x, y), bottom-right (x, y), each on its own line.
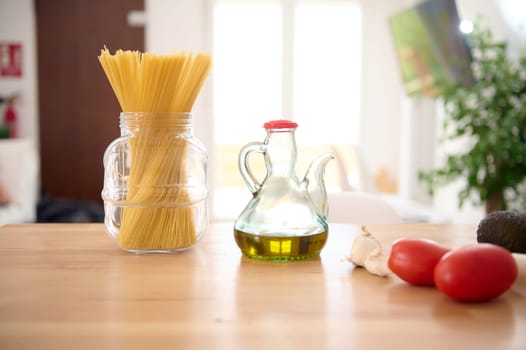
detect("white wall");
top-left (459, 0), bottom-right (525, 53)
top-left (359, 0), bottom-right (405, 192)
top-left (0, 0), bottom-right (39, 144)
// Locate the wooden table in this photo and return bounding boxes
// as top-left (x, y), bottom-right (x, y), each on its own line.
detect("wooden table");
top-left (0, 223), bottom-right (524, 350)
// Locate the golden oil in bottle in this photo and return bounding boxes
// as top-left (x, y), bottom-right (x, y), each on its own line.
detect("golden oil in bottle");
top-left (234, 229), bottom-right (328, 262)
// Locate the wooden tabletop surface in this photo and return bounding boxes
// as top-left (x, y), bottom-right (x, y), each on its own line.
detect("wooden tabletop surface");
top-left (0, 223), bottom-right (524, 350)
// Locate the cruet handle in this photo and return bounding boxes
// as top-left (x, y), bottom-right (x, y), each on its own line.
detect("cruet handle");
top-left (238, 142), bottom-right (266, 194)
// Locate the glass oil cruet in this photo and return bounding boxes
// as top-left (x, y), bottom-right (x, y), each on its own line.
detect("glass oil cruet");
top-left (233, 120), bottom-right (334, 261)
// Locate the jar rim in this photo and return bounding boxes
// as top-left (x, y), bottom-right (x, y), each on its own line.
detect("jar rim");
top-left (119, 112), bottom-right (192, 117)
top-left (119, 112), bottom-right (193, 128)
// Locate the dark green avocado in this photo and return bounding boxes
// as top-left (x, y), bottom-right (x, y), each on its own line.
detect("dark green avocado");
top-left (477, 211), bottom-right (526, 253)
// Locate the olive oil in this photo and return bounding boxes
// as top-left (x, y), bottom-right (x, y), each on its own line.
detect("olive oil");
top-left (234, 229), bottom-right (328, 262)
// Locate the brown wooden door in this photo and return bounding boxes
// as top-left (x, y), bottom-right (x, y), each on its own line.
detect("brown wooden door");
top-left (36, 0), bottom-right (144, 204)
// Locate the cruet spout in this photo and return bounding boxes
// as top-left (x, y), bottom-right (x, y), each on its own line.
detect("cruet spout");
top-left (303, 152), bottom-right (334, 217)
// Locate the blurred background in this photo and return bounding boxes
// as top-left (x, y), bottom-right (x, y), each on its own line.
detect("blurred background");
top-left (0, 0), bottom-right (525, 225)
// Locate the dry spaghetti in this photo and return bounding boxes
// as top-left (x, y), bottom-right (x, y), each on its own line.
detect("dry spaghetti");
top-left (99, 48), bottom-right (211, 250)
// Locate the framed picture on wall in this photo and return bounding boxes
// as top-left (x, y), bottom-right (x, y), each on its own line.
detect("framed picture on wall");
top-left (389, 0), bottom-right (474, 97)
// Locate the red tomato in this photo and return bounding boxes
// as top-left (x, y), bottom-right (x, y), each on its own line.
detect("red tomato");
top-left (388, 238), bottom-right (450, 286)
top-left (434, 243), bottom-right (518, 302)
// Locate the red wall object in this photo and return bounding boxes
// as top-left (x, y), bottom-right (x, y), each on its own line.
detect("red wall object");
top-left (0, 42), bottom-right (23, 77)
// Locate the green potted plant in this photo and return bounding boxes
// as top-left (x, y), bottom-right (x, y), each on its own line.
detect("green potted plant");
top-left (419, 20), bottom-right (526, 214)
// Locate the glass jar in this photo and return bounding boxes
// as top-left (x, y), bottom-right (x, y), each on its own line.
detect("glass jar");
top-left (102, 112), bottom-right (208, 253)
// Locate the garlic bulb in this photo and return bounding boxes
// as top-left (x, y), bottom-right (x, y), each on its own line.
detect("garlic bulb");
top-left (348, 225), bottom-right (391, 277)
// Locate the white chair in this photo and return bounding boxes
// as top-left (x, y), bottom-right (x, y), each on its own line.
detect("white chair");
top-left (0, 139), bottom-right (39, 225)
top-left (327, 191), bottom-right (402, 224)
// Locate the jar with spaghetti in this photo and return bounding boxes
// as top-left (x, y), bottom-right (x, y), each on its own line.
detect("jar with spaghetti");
top-left (102, 112), bottom-right (208, 253)
top-left (98, 48), bottom-right (212, 253)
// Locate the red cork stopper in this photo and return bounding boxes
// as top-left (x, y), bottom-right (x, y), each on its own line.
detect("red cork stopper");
top-left (263, 120), bottom-right (298, 129)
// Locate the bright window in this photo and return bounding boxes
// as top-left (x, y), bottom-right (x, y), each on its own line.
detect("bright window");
top-left (293, 2), bottom-right (361, 145)
top-left (213, 0), bottom-right (362, 220)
